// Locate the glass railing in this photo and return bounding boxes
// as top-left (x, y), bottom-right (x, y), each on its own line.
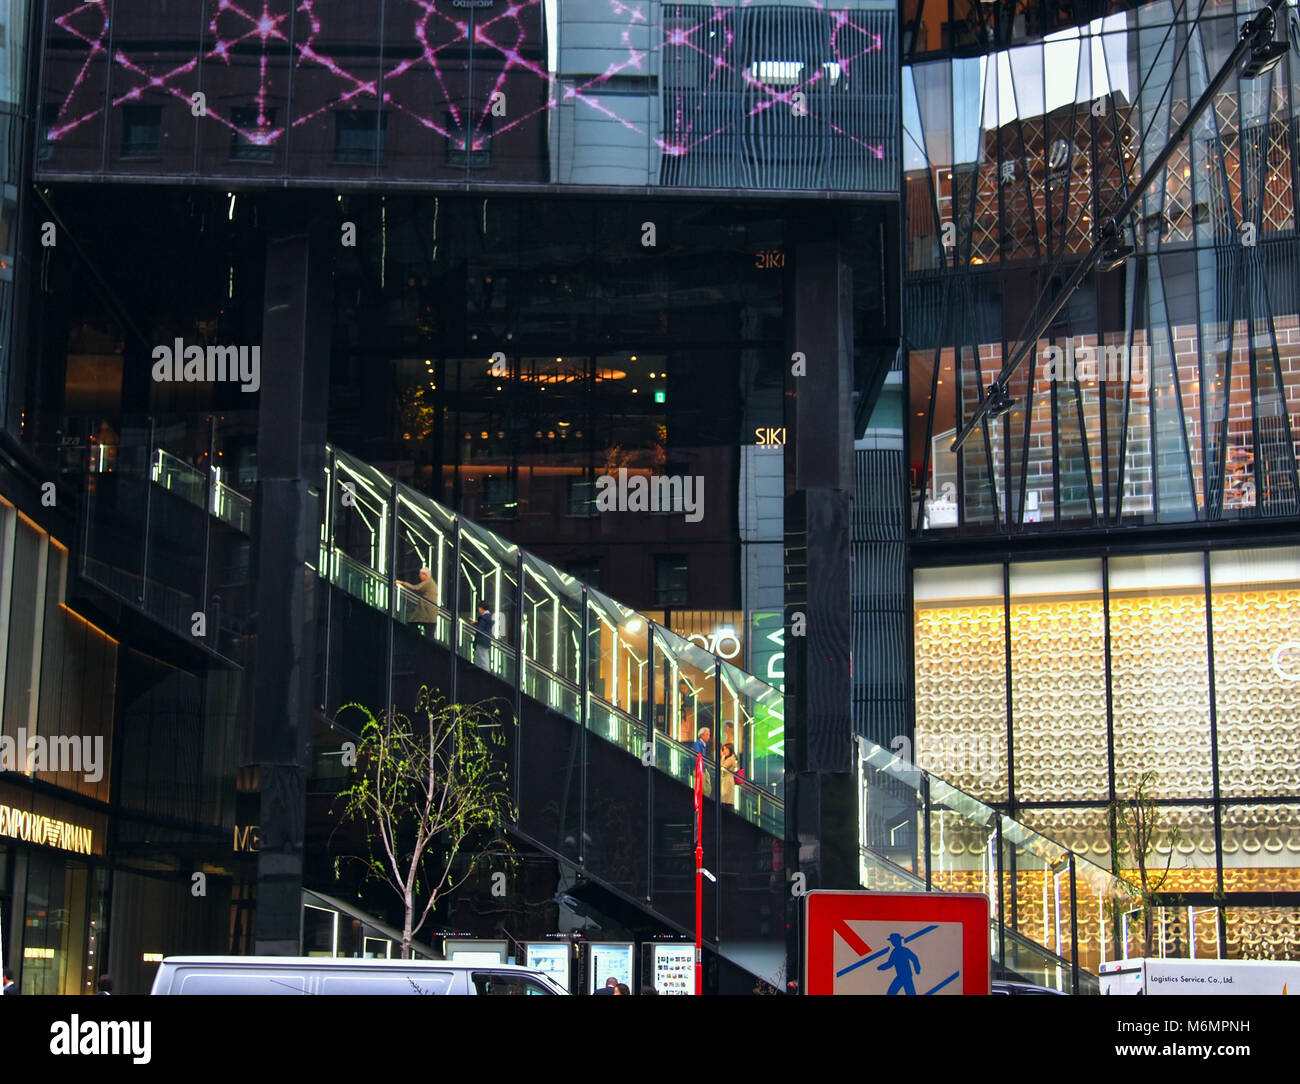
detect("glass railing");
top-left (149, 448), bottom-right (252, 534)
top-left (77, 413), bottom-right (255, 665)
top-left (318, 444), bottom-right (787, 835)
top-left (857, 736), bottom-right (1141, 991)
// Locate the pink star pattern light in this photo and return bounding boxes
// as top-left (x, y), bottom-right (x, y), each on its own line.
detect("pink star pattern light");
top-left (44, 0), bottom-right (893, 188)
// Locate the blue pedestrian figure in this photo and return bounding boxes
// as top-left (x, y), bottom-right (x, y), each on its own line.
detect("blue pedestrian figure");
top-left (877, 932), bottom-right (921, 995)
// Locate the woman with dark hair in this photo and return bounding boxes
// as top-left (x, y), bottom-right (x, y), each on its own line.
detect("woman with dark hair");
top-left (721, 741), bottom-right (740, 804)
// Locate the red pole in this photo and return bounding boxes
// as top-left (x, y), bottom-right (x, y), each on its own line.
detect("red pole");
top-left (694, 750), bottom-right (703, 996)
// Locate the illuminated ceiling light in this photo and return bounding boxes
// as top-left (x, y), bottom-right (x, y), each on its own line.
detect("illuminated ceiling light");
top-left (555, 356), bottom-right (563, 363)
top-left (630, 355), bottom-right (638, 361)
top-left (632, 387), bottom-right (638, 393)
top-left (557, 420), bottom-right (571, 427)
top-left (496, 385), bottom-right (503, 391)
top-left (480, 431), bottom-right (489, 439)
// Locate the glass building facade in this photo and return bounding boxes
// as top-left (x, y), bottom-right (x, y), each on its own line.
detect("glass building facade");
top-left (5, 0), bottom-right (902, 989)
top-left (904, 0), bottom-right (1300, 531)
top-left (903, 0), bottom-right (1300, 962)
top-left (37, 0), bottom-right (898, 193)
top-left (3, 0), bottom-right (1296, 994)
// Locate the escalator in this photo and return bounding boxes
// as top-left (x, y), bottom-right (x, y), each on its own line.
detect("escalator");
top-left (317, 447), bottom-right (789, 986)
top-left (317, 447), bottom-right (1135, 991)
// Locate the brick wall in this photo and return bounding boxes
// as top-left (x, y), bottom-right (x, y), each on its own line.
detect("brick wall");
top-left (940, 315), bottom-right (1300, 522)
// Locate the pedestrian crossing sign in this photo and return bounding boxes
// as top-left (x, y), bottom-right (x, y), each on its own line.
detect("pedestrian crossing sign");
top-left (803, 890), bottom-right (991, 995)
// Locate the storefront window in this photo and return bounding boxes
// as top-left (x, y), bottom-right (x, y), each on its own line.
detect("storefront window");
top-left (19, 851), bottom-right (98, 996)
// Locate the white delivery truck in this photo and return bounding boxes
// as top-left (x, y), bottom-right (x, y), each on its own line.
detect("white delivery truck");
top-left (1100, 957), bottom-right (1300, 995)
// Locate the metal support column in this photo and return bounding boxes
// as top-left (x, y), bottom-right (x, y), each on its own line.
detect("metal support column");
top-left (1068, 854), bottom-right (1081, 994)
top-left (578, 587), bottom-right (589, 868)
top-left (449, 519), bottom-right (462, 706)
top-left (513, 551), bottom-right (524, 808)
top-left (646, 621), bottom-right (656, 905)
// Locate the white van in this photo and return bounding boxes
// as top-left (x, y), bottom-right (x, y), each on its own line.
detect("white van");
top-left (1099, 957), bottom-right (1300, 995)
top-left (149, 956), bottom-right (567, 996)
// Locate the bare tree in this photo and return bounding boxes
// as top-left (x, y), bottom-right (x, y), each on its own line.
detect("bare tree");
top-left (1109, 769), bottom-right (1184, 956)
top-left (335, 687), bottom-right (515, 958)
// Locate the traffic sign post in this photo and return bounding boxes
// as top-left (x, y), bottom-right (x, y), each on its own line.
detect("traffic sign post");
top-left (803, 890), bottom-right (991, 995)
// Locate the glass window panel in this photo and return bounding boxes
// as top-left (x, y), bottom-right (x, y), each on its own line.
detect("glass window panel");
top-left (1211, 546), bottom-right (1300, 799)
top-left (457, 519), bottom-right (518, 681)
top-left (288, 1), bottom-right (385, 179)
top-left (721, 658), bottom-right (784, 799)
top-left (913, 565), bottom-right (1008, 804)
top-left (1014, 805), bottom-right (1130, 972)
top-left (859, 739), bottom-right (925, 883)
top-left (1224, 906), bottom-right (1300, 963)
top-left (1108, 554), bottom-right (1213, 800)
top-left (1221, 801), bottom-right (1300, 896)
top-left (927, 777), bottom-right (998, 911)
top-left (1009, 559), bottom-right (1108, 804)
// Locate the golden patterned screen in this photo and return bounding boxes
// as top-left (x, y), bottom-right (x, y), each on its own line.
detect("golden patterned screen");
top-left (913, 549), bottom-right (1300, 962)
top-left (1108, 586), bottom-right (1215, 800)
top-left (1010, 594), bottom-right (1108, 803)
top-left (913, 571), bottom-right (1007, 805)
top-left (1212, 586), bottom-right (1300, 799)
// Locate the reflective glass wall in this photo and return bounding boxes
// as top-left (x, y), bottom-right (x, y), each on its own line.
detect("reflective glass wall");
top-left (913, 545), bottom-right (1300, 961)
top-left (22, 184), bottom-right (890, 625)
top-left (0, 0), bottom-right (29, 428)
top-left (37, 0), bottom-right (898, 193)
top-left (904, 0), bottom-right (1300, 532)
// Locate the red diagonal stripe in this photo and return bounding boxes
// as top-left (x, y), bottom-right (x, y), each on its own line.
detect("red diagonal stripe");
top-left (833, 918), bottom-right (871, 958)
